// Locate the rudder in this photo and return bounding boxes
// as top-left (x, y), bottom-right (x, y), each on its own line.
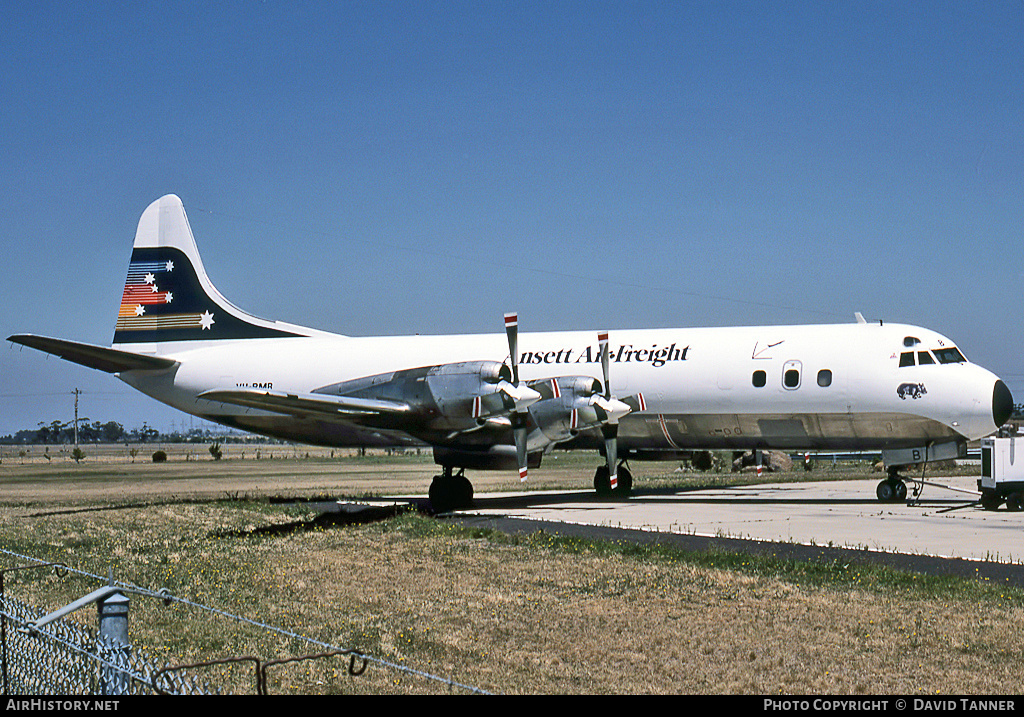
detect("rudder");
top-left (113, 195), bottom-right (310, 345)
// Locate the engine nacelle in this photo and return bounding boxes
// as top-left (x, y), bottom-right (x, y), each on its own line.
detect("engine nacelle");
top-left (424, 361), bottom-right (513, 419)
top-left (527, 376), bottom-right (603, 444)
top-left (315, 360), bottom-right (510, 423)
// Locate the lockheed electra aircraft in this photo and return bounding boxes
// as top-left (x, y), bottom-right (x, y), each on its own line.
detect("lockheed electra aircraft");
top-left (9, 195), bottom-right (1014, 512)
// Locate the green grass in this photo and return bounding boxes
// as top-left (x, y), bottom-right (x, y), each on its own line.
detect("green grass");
top-left (2, 450), bottom-right (1020, 694)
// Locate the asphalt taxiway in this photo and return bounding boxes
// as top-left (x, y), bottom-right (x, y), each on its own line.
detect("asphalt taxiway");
top-left (443, 476), bottom-right (1024, 586)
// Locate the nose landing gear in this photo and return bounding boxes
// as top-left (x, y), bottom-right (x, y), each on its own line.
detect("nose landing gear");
top-left (876, 467), bottom-right (909, 502)
top-left (876, 475), bottom-right (908, 502)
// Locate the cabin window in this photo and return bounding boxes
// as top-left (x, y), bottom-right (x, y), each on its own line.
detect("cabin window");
top-left (934, 347), bottom-right (966, 364)
top-left (899, 352), bottom-right (916, 367)
top-left (817, 369), bottom-right (833, 387)
top-left (752, 370), bottom-right (766, 388)
top-left (782, 360), bottom-right (802, 390)
top-left (918, 351), bottom-right (935, 365)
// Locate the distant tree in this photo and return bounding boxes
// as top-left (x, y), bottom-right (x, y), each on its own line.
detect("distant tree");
top-left (78, 421), bottom-right (101, 443)
top-left (77, 420), bottom-right (121, 443)
top-left (130, 423), bottom-right (160, 443)
top-left (101, 421), bottom-right (126, 442)
top-left (2, 430), bottom-right (39, 444)
top-left (36, 420), bottom-right (70, 444)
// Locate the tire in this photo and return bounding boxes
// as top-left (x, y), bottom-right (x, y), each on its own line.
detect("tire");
top-left (428, 473), bottom-right (474, 513)
top-left (594, 465), bottom-right (612, 496)
top-left (893, 480), bottom-right (908, 501)
top-left (429, 477), bottom-right (453, 514)
top-left (876, 480), bottom-right (895, 502)
top-left (454, 474), bottom-right (474, 508)
top-left (615, 465), bottom-right (633, 497)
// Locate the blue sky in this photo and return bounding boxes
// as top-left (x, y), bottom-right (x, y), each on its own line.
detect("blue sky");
top-left (2, 1), bottom-right (1022, 436)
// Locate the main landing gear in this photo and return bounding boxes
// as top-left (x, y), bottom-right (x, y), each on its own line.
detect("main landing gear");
top-left (430, 461), bottom-right (635, 513)
top-left (594, 462), bottom-right (633, 497)
top-left (429, 467), bottom-right (474, 514)
top-left (876, 467), bottom-right (909, 503)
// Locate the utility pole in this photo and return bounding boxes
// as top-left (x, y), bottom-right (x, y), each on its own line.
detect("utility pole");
top-left (73, 388), bottom-right (80, 448)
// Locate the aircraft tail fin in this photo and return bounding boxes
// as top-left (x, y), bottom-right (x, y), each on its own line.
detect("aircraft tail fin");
top-left (113, 195), bottom-right (316, 346)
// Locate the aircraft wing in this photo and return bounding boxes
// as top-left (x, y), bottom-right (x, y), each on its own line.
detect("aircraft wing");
top-left (198, 388), bottom-right (413, 420)
top-left (7, 334), bottom-right (178, 373)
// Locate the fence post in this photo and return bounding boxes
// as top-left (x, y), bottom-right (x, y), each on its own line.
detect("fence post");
top-left (96, 590), bottom-right (130, 695)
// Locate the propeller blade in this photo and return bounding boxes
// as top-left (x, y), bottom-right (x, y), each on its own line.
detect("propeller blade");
top-left (602, 423), bottom-right (619, 490)
top-left (598, 331), bottom-right (611, 399)
top-left (595, 332), bottom-right (617, 488)
top-left (505, 312), bottom-right (531, 481)
top-left (504, 313), bottom-right (520, 385)
top-left (513, 412), bottom-right (529, 482)
top-left (622, 392), bottom-right (647, 413)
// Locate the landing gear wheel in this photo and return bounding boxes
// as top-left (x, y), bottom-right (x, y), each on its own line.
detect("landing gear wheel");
top-left (876, 479), bottom-right (894, 502)
top-left (429, 469), bottom-right (474, 513)
top-left (893, 479), bottom-right (908, 501)
top-left (875, 478), bottom-right (906, 503)
top-left (594, 464), bottom-right (633, 498)
top-left (617, 465), bottom-right (633, 495)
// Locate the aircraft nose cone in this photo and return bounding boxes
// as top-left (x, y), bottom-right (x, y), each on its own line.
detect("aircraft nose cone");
top-left (993, 380), bottom-right (1013, 429)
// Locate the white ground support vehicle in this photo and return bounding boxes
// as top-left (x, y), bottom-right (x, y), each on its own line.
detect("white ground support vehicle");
top-left (979, 436), bottom-right (1024, 510)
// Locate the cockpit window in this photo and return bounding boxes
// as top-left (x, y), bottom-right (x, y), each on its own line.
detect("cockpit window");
top-left (934, 347), bottom-right (966, 364)
top-left (899, 352), bottom-right (915, 367)
top-left (917, 351), bottom-right (935, 365)
top-left (903, 336), bottom-right (921, 347)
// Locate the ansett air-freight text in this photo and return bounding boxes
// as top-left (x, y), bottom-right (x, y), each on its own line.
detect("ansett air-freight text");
top-left (519, 342), bottom-right (689, 368)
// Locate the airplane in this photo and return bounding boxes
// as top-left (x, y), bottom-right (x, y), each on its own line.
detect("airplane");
top-left (8, 195), bottom-right (1015, 512)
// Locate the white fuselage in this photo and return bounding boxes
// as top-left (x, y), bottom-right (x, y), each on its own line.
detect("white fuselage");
top-left (116, 320), bottom-right (1005, 455)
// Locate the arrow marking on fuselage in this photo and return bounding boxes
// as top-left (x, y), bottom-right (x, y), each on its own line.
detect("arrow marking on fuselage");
top-left (752, 340), bottom-right (785, 359)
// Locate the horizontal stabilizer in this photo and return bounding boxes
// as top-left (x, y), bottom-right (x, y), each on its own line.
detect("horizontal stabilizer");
top-left (7, 334), bottom-right (178, 373)
top-left (198, 389), bottom-right (412, 419)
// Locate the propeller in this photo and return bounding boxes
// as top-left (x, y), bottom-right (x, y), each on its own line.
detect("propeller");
top-left (492, 317), bottom-right (643, 488)
top-left (503, 313), bottom-right (539, 481)
top-left (591, 331), bottom-right (643, 491)
top-left (597, 332), bottom-right (621, 489)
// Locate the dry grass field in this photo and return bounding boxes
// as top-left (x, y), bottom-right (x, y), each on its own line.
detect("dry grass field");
top-left (1, 444), bottom-right (1022, 695)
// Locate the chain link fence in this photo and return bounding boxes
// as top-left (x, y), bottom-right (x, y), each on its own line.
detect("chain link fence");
top-left (0, 550), bottom-right (491, 695)
top-left (0, 591), bottom-right (212, 695)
